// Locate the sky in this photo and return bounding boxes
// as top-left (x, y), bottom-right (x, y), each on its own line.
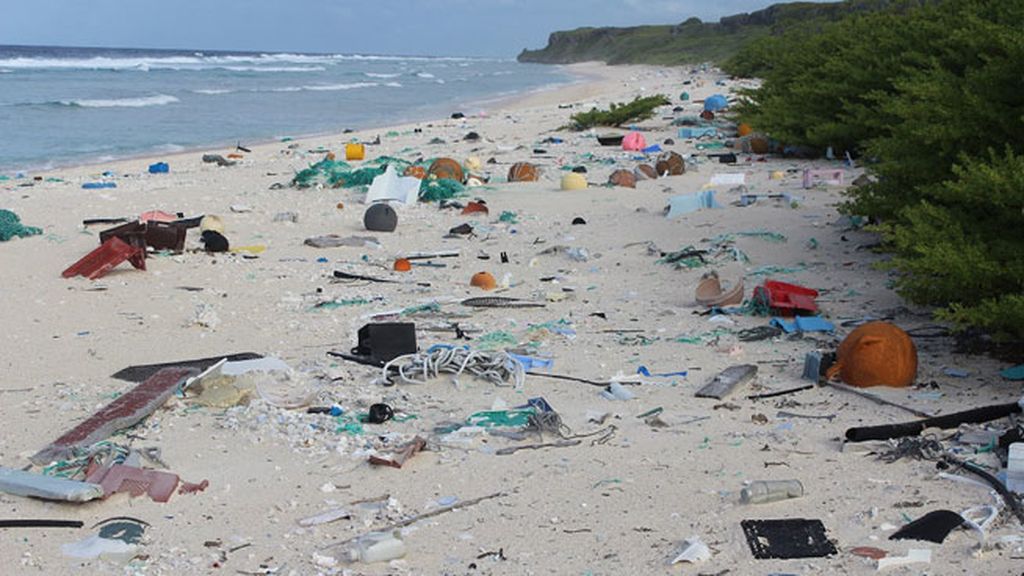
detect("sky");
top-left (1, 0), bottom-right (833, 58)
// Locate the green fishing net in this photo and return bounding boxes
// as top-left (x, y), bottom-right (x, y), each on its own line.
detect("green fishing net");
top-left (419, 178), bottom-right (465, 202)
top-left (0, 209), bottom-right (42, 241)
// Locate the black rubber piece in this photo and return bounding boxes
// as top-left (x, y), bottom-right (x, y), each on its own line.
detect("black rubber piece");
top-left (845, 402), bottom-right (1022, 442)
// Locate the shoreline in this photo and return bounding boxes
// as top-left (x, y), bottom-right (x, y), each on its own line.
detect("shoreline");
top-left (1, 63), bottom-right (592, 178)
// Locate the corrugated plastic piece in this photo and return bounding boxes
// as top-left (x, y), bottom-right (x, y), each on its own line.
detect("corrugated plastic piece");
top-left (31, 367), bottom-right (196, 465)
top-left (62, 237), bottom-right (144, 280)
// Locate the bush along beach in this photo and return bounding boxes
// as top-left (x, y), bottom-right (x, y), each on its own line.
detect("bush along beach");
top-left (726, 0), bottom-right (1024, 342)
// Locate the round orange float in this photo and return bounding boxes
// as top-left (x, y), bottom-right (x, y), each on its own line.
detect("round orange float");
top-left (428, 158), bottom-right (464, 183)
top-left (470, 271), bottom-right (497, 290)
top-left (393, 258), bottom-right (412, 272)
top-left (507, 162), bottom-right (539, 182)
top-left (737, 123), bottom-right (753, 137)
top-left (655, 151), bottom-right (686, 176)
top-left (608, 169), bottom-right (636, 189)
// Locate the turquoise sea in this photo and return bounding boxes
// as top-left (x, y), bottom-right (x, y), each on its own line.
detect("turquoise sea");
top-left (0, 45), bottom-right (573, 173)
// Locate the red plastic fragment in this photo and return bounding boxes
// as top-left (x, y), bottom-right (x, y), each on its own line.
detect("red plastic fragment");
top-left (368, 436), bottom-right (427, 469)
top-left (178, 479), bottom-right (209, 495)
top-left (85, 464), bottom-right (180, 503)
top-left (62, 236), bottom-right (145, 280)
top-left (850, 546), bottom-right (888, 560)
top-left (754, 279), bottom-right (819, 316)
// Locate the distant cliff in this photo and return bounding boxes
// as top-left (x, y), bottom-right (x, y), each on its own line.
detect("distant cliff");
top-left (518, 0), bottom-right (930, 65)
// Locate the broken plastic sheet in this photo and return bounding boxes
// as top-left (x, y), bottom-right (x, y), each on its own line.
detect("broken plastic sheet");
top-left (365, 164), bottom-right (421, 205)
top-left (0, 466), bottom-right (104, 502)
top-left (666, 190), bottom-right (722, 218)
top-left (678, 127), bottom-right (718, 139)
top-left (709, 173), bottom-right (746, 186)
top-left (770, 316), bottom-right (835, 334)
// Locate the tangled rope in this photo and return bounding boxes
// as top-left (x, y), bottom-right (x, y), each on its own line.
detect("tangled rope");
top-left (382, 345), bottom-right (525, 388)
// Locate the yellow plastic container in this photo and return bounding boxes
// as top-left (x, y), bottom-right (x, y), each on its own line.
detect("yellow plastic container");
top-left (345, 143), bottom-right (365, 161)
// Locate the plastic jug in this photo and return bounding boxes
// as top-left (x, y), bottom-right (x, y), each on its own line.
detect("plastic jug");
top-left (740, 480), bottom-right (804, 504)
top-left (348, 530), bottom-right (406, 563)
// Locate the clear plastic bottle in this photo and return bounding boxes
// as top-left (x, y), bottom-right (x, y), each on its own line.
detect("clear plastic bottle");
top-left (347, 530), bottom-right (406, 563)
top-left (740, 480), bottom-right (804, 504)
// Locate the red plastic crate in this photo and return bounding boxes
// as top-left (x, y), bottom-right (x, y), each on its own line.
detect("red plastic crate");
top-left (62, 237), bottom-right (145, 280)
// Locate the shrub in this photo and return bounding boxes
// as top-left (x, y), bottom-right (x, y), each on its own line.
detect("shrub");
top-left (566, 95), bottom-right (671, 131)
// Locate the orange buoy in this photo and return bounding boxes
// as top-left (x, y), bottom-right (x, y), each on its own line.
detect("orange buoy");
top-left (826, 322), bottom-right (918, 388)
top-left (507, 162), bottom-right (539, 182)
top-left (428, 158), bottom-right (464, 182)
top-left (470, 271), bottom-right (497, 290)
top-left (749, 136), bottom-right (771, 155)
top-left (325, 151), bottom-right (336, 161)
top-left (393, 258), bottom-right (412, 272)
top-left (737, 123), bottom-right (753, 137)
top-left (655, 151), bottom-right (685, 176)
top-left (608, 169), bottom-right (636, 188)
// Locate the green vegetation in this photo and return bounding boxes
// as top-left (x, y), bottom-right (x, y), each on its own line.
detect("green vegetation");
top-left (517, 1), bottom-right (926, 66)
top-left (725, 0), bottom-right (1024, 342)
top-left (566, 95), bottom-right (671, 131)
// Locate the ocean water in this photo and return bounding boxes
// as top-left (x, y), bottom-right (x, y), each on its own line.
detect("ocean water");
top-left (0, 45), bottom-right (573, 173)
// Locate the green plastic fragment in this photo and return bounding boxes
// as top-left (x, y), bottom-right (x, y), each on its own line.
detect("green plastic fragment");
top-left (466, 409), bottom-right (535, 428)
top-left (498, 211), bottom-right (518, 224)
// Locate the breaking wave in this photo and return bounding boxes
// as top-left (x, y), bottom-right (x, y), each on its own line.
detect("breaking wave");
top-left (58, 94), bottom-right (180, 108)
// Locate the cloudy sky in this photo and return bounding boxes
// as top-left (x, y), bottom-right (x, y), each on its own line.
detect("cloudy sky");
top-left (1, 0), bottom-right (832, 57)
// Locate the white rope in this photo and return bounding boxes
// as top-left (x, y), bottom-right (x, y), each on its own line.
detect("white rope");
top-left (382, 346), bottom-right (525, 388)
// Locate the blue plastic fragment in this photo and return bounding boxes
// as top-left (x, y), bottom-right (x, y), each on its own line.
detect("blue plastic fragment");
top-left (770, 316), bottom-right (835, 334)
top-left (637, 365), bottom-right (688, 378)
top-left (507, 353), bottom-right (554, 371)
top-left (1001, 365), bottom-right (1024, 381)
top-left (148, 162), bottom-right (169, 174)
top-left (82, 182), bottom-right (117, 189)
top-left (526, 397), bottom-right (554, 413)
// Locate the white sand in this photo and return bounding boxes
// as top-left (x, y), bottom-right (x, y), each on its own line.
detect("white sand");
top-left (0, 62), bottom-right (1019, 575)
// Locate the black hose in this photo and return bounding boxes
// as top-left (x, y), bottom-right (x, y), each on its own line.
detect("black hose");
top-left (845, 401), bottom-right (1021, 442)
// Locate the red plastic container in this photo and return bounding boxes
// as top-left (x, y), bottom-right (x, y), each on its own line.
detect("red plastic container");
top-left (754, 280), bottom-right (818, 316)
top-left (62, 237), bottom-right (145, 280)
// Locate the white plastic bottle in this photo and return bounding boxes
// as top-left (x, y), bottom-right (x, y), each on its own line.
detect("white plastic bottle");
top-left (740, 480), bottom-right (804, 504)
top-left (348, 530), bottom-right (406, 563)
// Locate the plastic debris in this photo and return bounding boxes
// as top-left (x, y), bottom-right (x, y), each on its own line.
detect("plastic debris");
top-left (666, 190), bottom-right (722, 218)
top-left (0, 209), bottom-right (43, 241)
top-left (0, 466), bottom-right (104, 502)
top-left (876, 548), bottom-right (931, 570)
top-left (671, 535), bottom-right (712, 564)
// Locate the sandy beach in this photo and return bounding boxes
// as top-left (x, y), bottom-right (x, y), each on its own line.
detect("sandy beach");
top-left (1, 61), bottom-right (1020, 575)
